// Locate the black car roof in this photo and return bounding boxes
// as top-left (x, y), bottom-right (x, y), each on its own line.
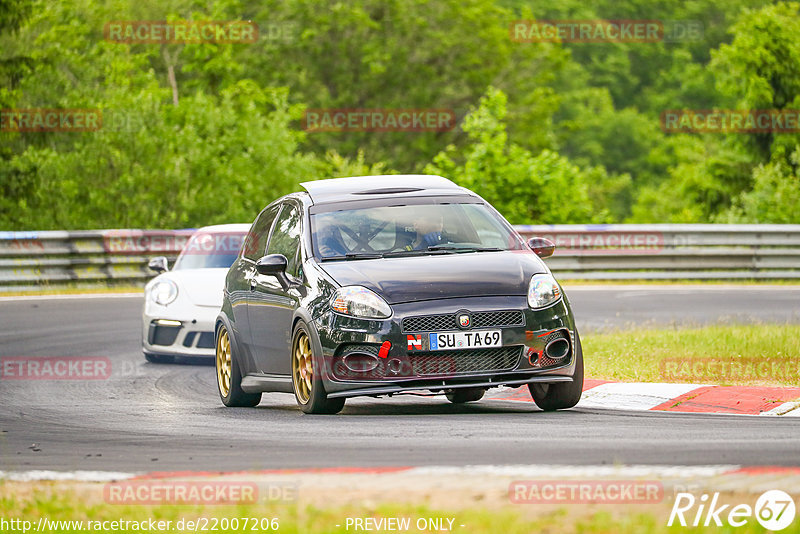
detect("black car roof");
top-left (300, 175), bottom-right (467, 204)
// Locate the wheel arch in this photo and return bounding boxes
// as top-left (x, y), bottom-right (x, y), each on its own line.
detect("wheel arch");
top-left (291, 309), bottom-right (330, 381)
top-left (215, 312), bottom-right (249, 374)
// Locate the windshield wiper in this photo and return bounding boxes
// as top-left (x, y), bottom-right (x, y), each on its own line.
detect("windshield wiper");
top-left (382, 250), bottom-right (427, 257)
top-left (321, 247), bottom-right (505, 261)
top-left (426, 245), bottom-right (504, 253)
top-left (320, 252), bottom-right (383, 261)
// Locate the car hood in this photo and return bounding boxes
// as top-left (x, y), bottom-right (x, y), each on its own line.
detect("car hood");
top-left (160, 268), bottom-right (229, 308)
top-left (318, 251), bottom-right (547, 304)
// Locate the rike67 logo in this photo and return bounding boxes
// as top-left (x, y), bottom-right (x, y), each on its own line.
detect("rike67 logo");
top-left (669, 490), bottom-right (796, 530)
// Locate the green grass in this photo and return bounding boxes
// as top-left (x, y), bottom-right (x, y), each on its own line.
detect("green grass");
top-left (583, 324), bottom-right (800, 386)
top-left (2, 485), bottom-right (796, 534)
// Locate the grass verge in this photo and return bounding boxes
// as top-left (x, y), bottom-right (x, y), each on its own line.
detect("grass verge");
top-left (1, 484), bottom-right (794, 534)
top-left (583, 324), bottom-right (800, 386)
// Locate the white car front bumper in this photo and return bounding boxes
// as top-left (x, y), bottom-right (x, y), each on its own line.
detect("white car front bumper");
top-left (142, 302), bottom-right (221, 358)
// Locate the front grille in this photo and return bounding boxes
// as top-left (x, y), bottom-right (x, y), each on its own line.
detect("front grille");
top-left (473, 311), bottom-right (525, 329)
top-left (196, 332), bottom-right (215, 349)
top-left (183, 332), bottom-right (197, 347)
top-left (402, 310), bottom-right (524, 332)
top-left (150, 325), bottom-right (181, 346)
top-left (410, 346), bottom-right (522, 376)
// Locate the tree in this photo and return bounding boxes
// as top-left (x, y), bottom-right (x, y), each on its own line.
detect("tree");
top-left (721, 148), bottom-right (800, 223)
top-left (711, 1), bottom-right (800, 163)
top-left (425, 87), bottom-right (625, 224)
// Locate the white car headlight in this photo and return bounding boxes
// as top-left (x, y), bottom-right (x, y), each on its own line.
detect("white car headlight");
top-left (150, 279), bottom-right (178, 306)
top-left (330, 286), bottom-right (392, 319)
top-left (527, 274), bottom-right (562, 309)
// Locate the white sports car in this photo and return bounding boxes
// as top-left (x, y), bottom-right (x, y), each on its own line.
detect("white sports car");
top-left (142, 224), bottom-right (251, 363)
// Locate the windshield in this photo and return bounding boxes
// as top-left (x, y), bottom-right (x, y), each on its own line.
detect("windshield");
top-left (311, 201), bottom-right (525, 260)
top-left (172, 230), bottom-right (247, 270)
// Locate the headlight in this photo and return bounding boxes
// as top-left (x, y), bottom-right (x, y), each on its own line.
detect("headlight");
top-left (527, 274), bottom-right (561, 309)
top-left (330, 286), bottom-right (392, 319)
top-left (150, 279), bottom-right (178, 306)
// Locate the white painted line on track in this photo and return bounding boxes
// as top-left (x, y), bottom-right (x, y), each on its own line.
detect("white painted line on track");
top-left (763, 401), bottom-right (800, 416)
top-left (577, 382), bottom-right (703, 411)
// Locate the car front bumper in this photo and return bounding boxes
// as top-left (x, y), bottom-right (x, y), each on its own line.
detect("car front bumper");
top-left (141, 306), bottom-right (220, 358)
top-left (315, 295), bottom-right (579, 398)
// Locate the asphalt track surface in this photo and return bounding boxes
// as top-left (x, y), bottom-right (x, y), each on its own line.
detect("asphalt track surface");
top-left (0, 286), bottom-right (798, 473)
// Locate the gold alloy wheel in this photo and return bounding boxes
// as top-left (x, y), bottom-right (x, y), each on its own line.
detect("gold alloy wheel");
top-left (293, 332), bottom-right (313, 403)
top-left (216, 327), bottom-right (232, 398)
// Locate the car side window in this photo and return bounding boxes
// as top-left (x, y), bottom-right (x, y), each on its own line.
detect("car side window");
top-left (266, 203), bottom-right (302, 278)
top-left (242, 206), bottom-right (279, 261)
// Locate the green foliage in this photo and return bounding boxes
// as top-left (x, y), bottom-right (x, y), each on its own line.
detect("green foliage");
top-left (0, 85), bottom-right (319, 229)
top-left (425, 88), bottom-right (625, 224)
top-left (711, 1), bottom-right (800, 162)
top-left (0, 0), bottom-right (798, 229)
top-left (235, 0), bottom-right (568, 172)
top-left (630, 1), bottom-right (800, 222)
top-left (629, 135), bottom-right (753, 222)
top-left (721, 148), bottom-right (800, 223)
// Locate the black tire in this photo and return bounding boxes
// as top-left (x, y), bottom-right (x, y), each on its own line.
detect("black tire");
top-left (216, 323), bottom-right (261, 407)
top-left (528, 331), bottom-right (584, 411)
top-left (144, 352), bottom-right (174, 364)
top-left (292, 322), bottom-right (345, 415)
top-left (446, 388), bottom-right (485, 403)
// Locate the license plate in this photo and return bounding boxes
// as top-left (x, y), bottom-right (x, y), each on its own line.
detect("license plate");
top-left (427, 330), bottom-right (501, 351)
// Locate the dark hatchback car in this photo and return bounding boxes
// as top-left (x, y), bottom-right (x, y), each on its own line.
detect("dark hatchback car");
top-left (215, 175), bottom-right (583, 414)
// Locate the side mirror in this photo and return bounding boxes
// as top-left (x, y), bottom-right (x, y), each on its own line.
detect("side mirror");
top-left (148, 256), bottom-right (169, 273)
top-left (255, 254), bottom-right (288, 275)
top-left (527, 237), bottom-right (555, 259)
top-left (255, 254), bottom-right (293, 290)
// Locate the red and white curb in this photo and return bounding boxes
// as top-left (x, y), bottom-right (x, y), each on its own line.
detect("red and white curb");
top-left (488, 380), bottom-right (800, 416)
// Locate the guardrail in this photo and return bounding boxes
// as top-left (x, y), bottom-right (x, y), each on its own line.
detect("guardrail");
top-left (0, 224), bottom-right (799, 291)
top-left (515, 224), bottom-right (800, 280)
top-left (0, 230), bottom-right (192, 292)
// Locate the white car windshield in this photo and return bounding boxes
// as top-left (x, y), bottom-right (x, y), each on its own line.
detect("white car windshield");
top-left (172, 231), bottom-right (247, 270)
